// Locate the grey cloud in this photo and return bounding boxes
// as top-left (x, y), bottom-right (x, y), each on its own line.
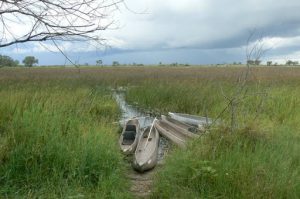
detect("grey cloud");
top-left (112, 0), bottom-right (300, 50)
top-left (4, 0), bottom-right (300, 65)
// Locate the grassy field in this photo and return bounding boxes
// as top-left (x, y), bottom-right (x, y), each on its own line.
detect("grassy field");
top-left (0, 66), bottom-right (299, 198)
top-left (124, 67), bottom-right (300, 198)
top-left (0, 79), bottom-right (130, 198)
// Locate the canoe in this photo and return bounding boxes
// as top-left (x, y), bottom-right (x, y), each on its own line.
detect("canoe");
top-left (133, 126), bottom-right (159, 172)
top-left (119, 116), bottom-right (154, 129)
top-left (154, 119), bottom-right (186, 148)
top-left (119, 118), bottom-right (140, 155)
top-left (168, 112), bottom-right (213, 127)
top-left (161, 115), bottom-right (200, 138)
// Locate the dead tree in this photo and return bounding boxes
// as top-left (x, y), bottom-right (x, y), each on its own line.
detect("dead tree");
top-left (0, 0), bottom-right (123, 48)
top-left (231, 32), bottom-right (269, 131)
top-left (214, 31), bottom-right (269, 132)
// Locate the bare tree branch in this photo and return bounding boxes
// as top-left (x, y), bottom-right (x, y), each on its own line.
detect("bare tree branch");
top-left (213, 31), bottom-right (269, 132)
top-left (0, 0), bottom-right (124, 48)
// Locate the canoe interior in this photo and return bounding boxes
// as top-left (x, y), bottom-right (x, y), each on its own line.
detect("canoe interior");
top-left (122, 124), bottom-right (137, 145)
top-left (135, 127), bottom-right (159, 164)
top-left (162, 115), bottom-right (199, 133)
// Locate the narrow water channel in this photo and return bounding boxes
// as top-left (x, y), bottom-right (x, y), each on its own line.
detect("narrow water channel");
top-left (114, 91), bottom-right (154, 129)
top-left (113, 91), bottom-right (169, 162)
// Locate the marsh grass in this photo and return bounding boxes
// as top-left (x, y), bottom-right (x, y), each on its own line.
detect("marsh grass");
top-left (151, 126), bottom-right (299, 198)
top-left (122, 68), bottom-right (300, 198)
top-left (0, 66), bottom-right (299, 198)
top-left (0, 82), bottom-right (130, 198)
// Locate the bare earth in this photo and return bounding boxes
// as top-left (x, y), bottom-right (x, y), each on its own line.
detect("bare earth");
top-left (127, 169), bottom-right (155, 198)
top-left (126, 160), bottom-right (166, 198)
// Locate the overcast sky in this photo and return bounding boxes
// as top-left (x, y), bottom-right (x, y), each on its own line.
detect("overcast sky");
top-left (2, 0), bottom-right (300, 65)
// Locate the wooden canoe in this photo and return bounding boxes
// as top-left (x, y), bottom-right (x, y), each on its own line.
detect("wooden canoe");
top-left (119, 118), bottom-right (140, 155)
top-left (161, 115), bottom-right (200, 138)
top-left (133, 126), bottom-right (159, 172)
top-left (154, 119), bottom-right (186, 148)
top-left (168, 112), bottom-right (213, 127)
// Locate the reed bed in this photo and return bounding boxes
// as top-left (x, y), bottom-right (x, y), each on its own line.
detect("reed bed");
top-left (122, 67), bottom-right (300, 198)
top-left (0, 66), bottom-right (299, 198)
top-left (0, 81), bottom-right (130, 198)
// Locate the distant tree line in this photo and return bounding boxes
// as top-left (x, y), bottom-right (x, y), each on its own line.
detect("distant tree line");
top-left (238, 60), bottom-right (299, 66)
top-left (285, 60), bottom-right (299, 66)
top-left (0, 54), bottom-right (38, 67)
top-left (23, 56), bottom-right (38, 67)
top-left (158, 62), bottom-right (190, 67)
top-left (266, 60), bottom-right (299, 66)
top-left (93, 60), bottom-right (191, 67)
top-left (0, 55), bottom-right (19, 67)
top-left (247, 59), bottom-right (261, 65)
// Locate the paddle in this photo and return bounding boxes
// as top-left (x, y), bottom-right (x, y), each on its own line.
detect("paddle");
top-left (143, 117), bottom-right (157, 150)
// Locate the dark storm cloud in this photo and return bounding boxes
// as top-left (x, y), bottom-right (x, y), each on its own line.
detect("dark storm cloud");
top-left (4, 0), bottom-right (300, 64)
top-left (109, 0), bottom-right (300, 50)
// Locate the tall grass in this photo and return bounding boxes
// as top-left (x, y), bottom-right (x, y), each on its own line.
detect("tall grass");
top-left (0, 66), bottom-right (299, 198)
top-left (0, 82), bottom-right (130, 198)
top-left (124, 70), bottom-right (300, 198)
top-left (150, 127), bottom-right (299, 198)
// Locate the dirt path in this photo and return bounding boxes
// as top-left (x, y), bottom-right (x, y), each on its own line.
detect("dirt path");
top-left (126, 162), bottom-right (164, 198)
top-left (127, 169), bottom-right (155, 198)
top-left (126, 137), bottom-right (168, 198)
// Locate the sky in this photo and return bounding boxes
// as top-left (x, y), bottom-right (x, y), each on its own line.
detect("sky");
top-left (1, 0), bottom-right (300, 65)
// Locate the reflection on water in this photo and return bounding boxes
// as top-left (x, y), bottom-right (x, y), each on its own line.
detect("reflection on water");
top-left (113, 91), bottom-right (169, 162)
